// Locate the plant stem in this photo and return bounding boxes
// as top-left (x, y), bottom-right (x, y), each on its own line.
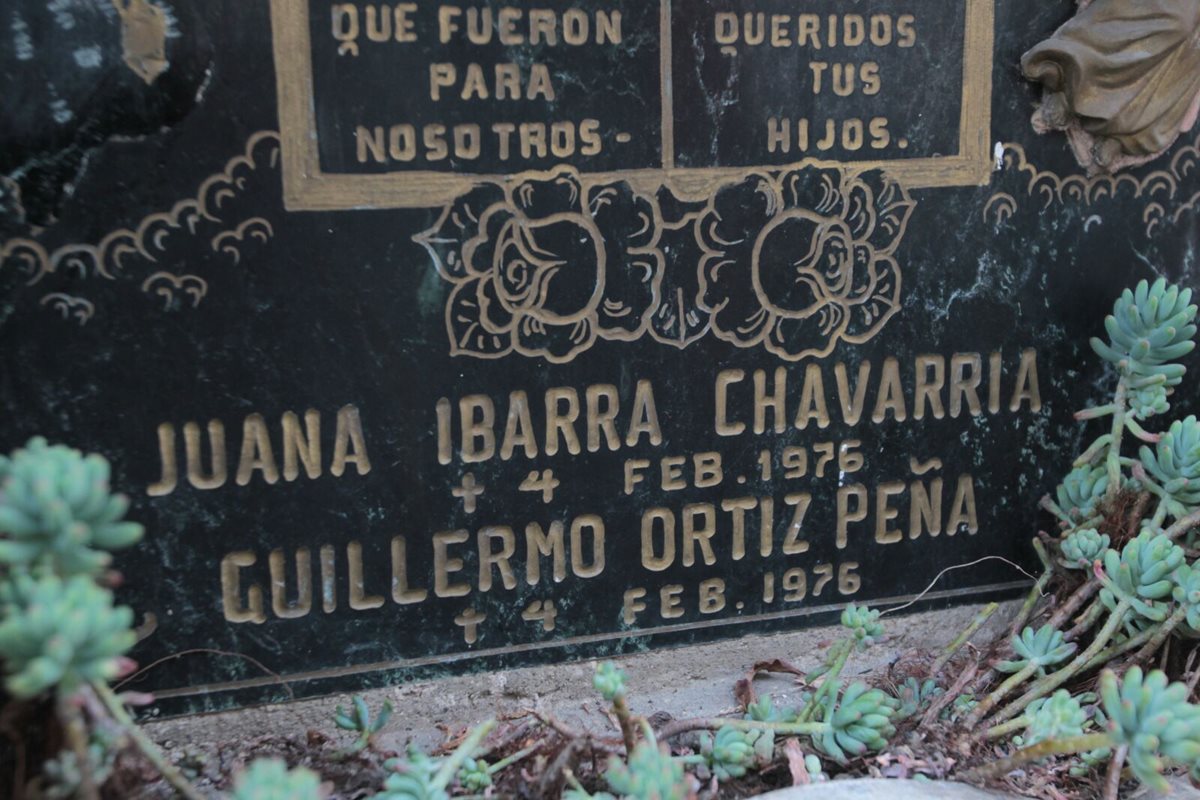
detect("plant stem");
top-left (984, 715), bottom-right (1029, 740)
top-left (963, 663), bottom-right (1038, 730)
top-left (932, 603), bottom-right (998, 676)
top-left (921, 661), bottom-right (978, 728)
top-left (1065, 598), bottom-right (1103, 641)
top-left (962, 733), bottom-right (1112, 782)
top-left (988, 601), bottom-right (1131, 726)
top-left (1150, 500), bottom-right (1168, 528)
top-left (1078, 625), bottom-right (1158, 674)
top-left (487, 743), bottom-right (540, 774)
top-left (1076, 404), bottom-right (1117, 421)
top-left (611, 694), bottom-right (639, 755)
top-left (433, 720), bottom-right (497, 790)
top-left (1046, 579), bottom-right (1099, 631)
top-left (1011, 541), bottom-right (1053, 636)
top-left (1123, 606), bottom-right (1187, 668)
top-left (657, 717), bottom-right (830, 740)
top-left (1074, 434), bottom-right (1113, 468)
top-left (1103, 745), bottom-right (1127, 800)
top-left (60, 695), bottom-right (100, 800)
top-left (90, 682), bottom-right (205, 800)
top-left (798, 640), bottom-right (852, 724)
top-left (1165, 509), bottom-right (1200, 541)
top-left (1104, 377), bottom-right (1129, 503)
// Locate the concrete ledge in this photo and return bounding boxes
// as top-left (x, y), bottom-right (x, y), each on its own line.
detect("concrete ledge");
top-left (145, 601), bottom-right (1016, 753)
top-left (759, 779), bottom-right (1018, 799)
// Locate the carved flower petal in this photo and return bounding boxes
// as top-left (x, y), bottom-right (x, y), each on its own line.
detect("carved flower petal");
top-left (763, 302), bottom-right (849, 361)
top-left (597, 251), bottom-right (664, 341)
top-left (476, 276), bottom-right (516, 334)
top-left (839, 244), bottom-right (877, 304)
top-left (415, 183), bottom-right (506, 280)
top-left (854, 170), bottom-right (915, 254)
top-left (590, 182), bottom-right (661, 250)
top-left (494, 214), bottom-right (605, 322)
top-left (780, 166), bottom-right (847, 216)
top-left (446, 278), bottom-right (513, 359)
top-left (514, 314), bottom-right (597, 364)
top-left (712, 294), bottom-right (773, 346)
top-left (842, 255), bottom-right (902, 344)
top-left (512, 168), bottom-right (584, 219)
top-left (841, 180), bottom-right (878, 242)
top-left (698, 174), bottom-right (780, 252)
top-left (462, 206), bottom-right (516, 279)
top-left (750, 211), bottom-right (832, 317)
top-left (651, 216), bottom-right (711, 349)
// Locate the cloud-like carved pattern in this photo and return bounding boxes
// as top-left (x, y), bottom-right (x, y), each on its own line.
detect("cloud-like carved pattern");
top-left (422, 164), bottom-right (914, 363)
top-left (0, 131), bottom-right (280, 325)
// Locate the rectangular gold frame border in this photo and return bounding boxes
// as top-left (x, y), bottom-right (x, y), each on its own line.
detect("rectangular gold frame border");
top-left (271, 0), bottom-right (994, 212)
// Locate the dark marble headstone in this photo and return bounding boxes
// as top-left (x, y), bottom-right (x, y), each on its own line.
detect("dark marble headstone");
top-left (2, 0), bottom-right (1198, 713)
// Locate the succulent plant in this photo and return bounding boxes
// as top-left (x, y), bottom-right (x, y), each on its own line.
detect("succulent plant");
top-left (0, 572), bottom-right (135, 698)
top-left (231, 758), bottom-right (323, 800)
top-left (334, 695), bottom-right (393, 751)
top-left (38, 732), bottom-right (120, 800)
top-left (944, 693), bottom-right (978, 722)
top-left (997, 625), bottom-right (1076, 675)
top-left (1173, 564), bottom-right (1200, 633)
top-left (456, 757), bottom-right (492, 792)
top-left (803, 754), bottom-right (828, 782)
top-left (1140, 416), bottom-right (1200, 517)
top-left (700, 725), bottom-right (773, 780)
top-left (840, 604), bottom-right (884, 648)
top-left (1024, 690), bottom-right (1087, 746)
top-left (1129, 382), bottom-right (1172, 420)
top-left (1054, 466), bottom-right (1109, 523)
top-left (1099, 667), bottom-right (1200, 792)
top-left (593, 661), bottom-right (627, 702)
top-left (375, 749), bottom-right (445, 800)
top-left (1060, 529), bottom-right (1110, 568)
top-left (814, 682), bottom-right (898, 763)
top-left (564, 786), bottom-right (615, 800)
top-left (1069, 745), bottom-right (1114, 778)
top-left (0, 437), bottom-right (143, 577)
top-left (1091, 279), bottom-right (1197, 380)
top-left (604, 740), bottom-right (688, 800)
top-left (894, 677), bottom-right (942, 721)
top-left (1100, 529), bottom-right (1184, 630)
top-left (744, 693), bottom-right (800, 724)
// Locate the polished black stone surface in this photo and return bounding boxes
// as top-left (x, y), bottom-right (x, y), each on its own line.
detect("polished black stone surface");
top-left (1, 0), bottom-right (1198, 713)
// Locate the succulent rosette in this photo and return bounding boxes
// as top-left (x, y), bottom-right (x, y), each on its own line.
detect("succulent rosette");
top-left (417, 168), bottom-right (663, 363)
top-left (697, 166), bottom-right (913, 360)
top-left (232, 758), bottom-right (323, 800)
top-left (997, 625), bottom-right (1076, 675)
top-left (1060, 528), bottom-right (1110, 568)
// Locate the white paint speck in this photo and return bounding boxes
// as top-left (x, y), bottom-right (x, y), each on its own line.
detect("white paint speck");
top-left (73, 46), bottom-right (102, 68)
top-left (11, 13), bottom-right (33, 61)
top-left (48, 0), bottom-right (77, 30)
top-left (50, 98), bottom-right (74, 125)
top-left (993, 141), bottom-right (1005, 171)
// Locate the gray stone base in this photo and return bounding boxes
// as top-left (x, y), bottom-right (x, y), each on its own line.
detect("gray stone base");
top-left (145, 602), bottom-right (1013, 753)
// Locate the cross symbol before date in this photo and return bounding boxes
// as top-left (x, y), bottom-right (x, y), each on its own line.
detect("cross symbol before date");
top-left (454, 607), bottom-right (487, 644)
top-left (452, 472), bottom-right (485, 513)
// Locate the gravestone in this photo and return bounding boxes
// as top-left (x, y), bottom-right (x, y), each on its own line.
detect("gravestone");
top-left (2, 0), bottom-right (1198, 714)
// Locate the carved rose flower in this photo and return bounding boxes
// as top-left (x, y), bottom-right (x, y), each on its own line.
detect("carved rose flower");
top-left (417, 168), bottom-right (663, 362)
top-left (697, 166), bottom-right (913, 360)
